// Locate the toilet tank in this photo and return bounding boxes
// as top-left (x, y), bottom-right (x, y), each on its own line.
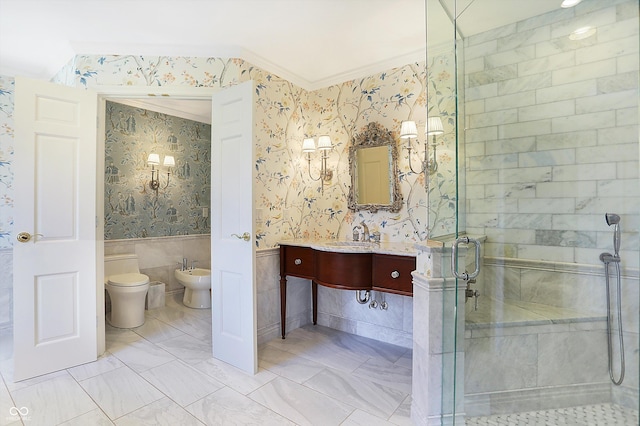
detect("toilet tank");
top-left (105, 254), bottom-right (141, 277)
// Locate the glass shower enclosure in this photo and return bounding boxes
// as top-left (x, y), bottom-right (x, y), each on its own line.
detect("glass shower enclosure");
top-left (426, 0), bottom-right (639, 424)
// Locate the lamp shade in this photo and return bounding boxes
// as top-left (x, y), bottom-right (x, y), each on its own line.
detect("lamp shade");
top-left (302, 138), bottom-right (316, 153)
top-left (400, 120), bottom-right (418, 139)
top-left (317, 135), bottom-right (332, 151)
top-left (426, 117), bottom-right (444, 136)
top-left (147, 153), bottom-right (160, 166)
top-left (163, 155), bottom-right (175, 167)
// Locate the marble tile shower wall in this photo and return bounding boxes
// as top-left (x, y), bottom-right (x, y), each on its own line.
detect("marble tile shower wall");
top-left (463, 0), bottom-right (639, 267)
top-left (104, 101), bottom-right (212, 239)
top-left (462, 0), bottom-right (639, 413)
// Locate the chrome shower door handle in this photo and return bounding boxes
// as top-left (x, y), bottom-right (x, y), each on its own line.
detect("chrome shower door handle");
top-left (231, 232), bottom-right (251, 242)
top-left (451, 236), bottom-right (481, 280)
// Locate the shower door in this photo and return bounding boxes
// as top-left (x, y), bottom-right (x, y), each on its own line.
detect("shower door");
top-left (430, 0), bottom-right (640, 424)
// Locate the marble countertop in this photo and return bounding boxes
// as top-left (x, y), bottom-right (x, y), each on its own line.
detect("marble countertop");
top-left (278, 239), bottom-right (443, 256)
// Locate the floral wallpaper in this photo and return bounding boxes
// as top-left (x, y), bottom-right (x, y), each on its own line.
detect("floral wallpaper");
top-left (53, 53), bottom-right (457, 248)
top-left (104, 101), bottom-right (211, 239)
top-left (0, 76), bottom-right (13, 250)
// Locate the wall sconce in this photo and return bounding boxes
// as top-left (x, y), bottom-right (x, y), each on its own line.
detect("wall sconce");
top-left (400, 116), bottom-right (443, 175)
top-left (147, 153), bottom-right (175, 193)
top-left (302, 135), bottom-right (333, 193)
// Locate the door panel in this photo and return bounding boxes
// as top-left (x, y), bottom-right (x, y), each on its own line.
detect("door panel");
top-left (13, 77), bottom-right (97, 381)
top-left (211, 80), bottom-right (256, 374)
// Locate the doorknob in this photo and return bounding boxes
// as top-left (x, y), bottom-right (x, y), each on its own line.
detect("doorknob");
top-left (16, 232), bottom-right (43, 243)
top-left (231, 232), bottom-right (251, 241)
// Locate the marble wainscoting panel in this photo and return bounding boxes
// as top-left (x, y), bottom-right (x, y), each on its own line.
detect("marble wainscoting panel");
top-left (620, 274), bottom-right (640, 332)
top-left (611, 329), bottom-right (639, 411)
top-left (478, 264), bottom-right (521, 301)
top-left (0, 249), bottom-right (12, 330)
top-left (464, 333), bottom-right (538, 394)
top-left (105, 235), bottom-right (211, 294)
top-left (256, 248), bottom-right (282, 344)
top-left (279, 276), bottom-right (313, 338)
top-left (519, 268), bottom-right (606, 314)
top-left (316, 285), bottom-right (412, 348)
top-left (537, 329), bottom-right (608, 387)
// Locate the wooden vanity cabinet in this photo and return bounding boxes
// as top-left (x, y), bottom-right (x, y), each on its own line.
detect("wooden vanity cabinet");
top-left (314, 251), bottom-right (371, 290)
top-left (372, 253), bottom-right (415, 296)
top-left (279, 243), bottom-right (416, 339)
top-left (281, 245), bottom-right (314, 278)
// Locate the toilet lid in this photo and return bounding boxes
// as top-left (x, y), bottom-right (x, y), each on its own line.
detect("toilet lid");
top-left (107, 273), bottom-right (149, 287)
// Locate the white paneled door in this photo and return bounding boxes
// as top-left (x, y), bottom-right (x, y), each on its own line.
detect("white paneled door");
top-left (13, 77), bottom-right (97, 381)
top-left (211, 81), bottom-right (257, 374)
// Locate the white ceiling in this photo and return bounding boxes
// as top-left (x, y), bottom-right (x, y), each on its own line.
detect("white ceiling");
top-left (1, 0), bottom-right (564, 92)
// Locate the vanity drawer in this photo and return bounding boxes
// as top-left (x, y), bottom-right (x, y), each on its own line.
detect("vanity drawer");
top-left (372, 254), bottom-right (416, 296)
top-left (282, 246), bottom-right (315, 278)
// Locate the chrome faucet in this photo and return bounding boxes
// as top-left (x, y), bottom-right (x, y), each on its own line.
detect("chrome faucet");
top-left (360, 221), bottom-right (369, 242)
top-left (182, 258), bottom-right (188, 271)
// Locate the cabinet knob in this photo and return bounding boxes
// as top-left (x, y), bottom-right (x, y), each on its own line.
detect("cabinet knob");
top-left (391, 270), bottom-right (400, 279)
top-left (294, 258), bottom-right (302, 265)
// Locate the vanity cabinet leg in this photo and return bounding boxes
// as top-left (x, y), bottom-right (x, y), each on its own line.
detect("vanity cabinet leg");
top-left (280, 277), bottom-right (287, 339)
top-left (312, 281), bottom-right (318, 325)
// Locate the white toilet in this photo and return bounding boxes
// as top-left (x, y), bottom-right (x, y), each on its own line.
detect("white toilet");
top-left (104, 254), bottom-right (150, 328)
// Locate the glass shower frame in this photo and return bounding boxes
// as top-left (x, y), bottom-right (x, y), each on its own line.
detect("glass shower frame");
top-left (427, 0), bottom-right (640, 424)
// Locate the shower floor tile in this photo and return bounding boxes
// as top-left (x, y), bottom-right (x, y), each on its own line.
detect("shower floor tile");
top-left (466, 403), bottom-right (639, 426)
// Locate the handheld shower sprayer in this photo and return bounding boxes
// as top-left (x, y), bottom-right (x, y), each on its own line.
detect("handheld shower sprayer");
top-left (605, 213), bottom-right (621, 257)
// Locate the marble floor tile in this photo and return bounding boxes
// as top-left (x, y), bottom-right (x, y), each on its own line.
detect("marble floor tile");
top-left (187, 386), bottom-right (295, 426)
top-left (79, 366), bottom-right (164, 420)
top-left (114, 397), bottom-right (204, 426)
top-left (388, 395), bottom-right (413, 426)
top-left (258, 344), bottom-right (325, 384)
top-left (139, 359), bottom-right (224, 407)
top-left (58, 408), bottom-right (115, 425)
top-left (0, 378), bottom-right (18, 426)
top-left (11, 374), bottom-right (98, 425)
top-left (132, 316), bottom-right (185, 343)
top-left (105, 325), bottom-right (143, 348)
top-left (352, 356), bottom-right (413, 394)
top-left (342, 409), bottom-right (396, 425)
top-left (67, 352), bottom-right (126, 381)
top-left (164, 296), bottom-right (212, 321)
top-left (156, 334), bottom-right (213, 363)
top-left (303, 367), bottom-right (407, 419)
top-left (146, 306), bottom-right (211, 341)
top-left (108, 337), bottom-right (176, 373)
top-left (192, 356), bottom-right (277, 395)
top-left (248, 376), bottom-right (354, 426)
top-left (0, 329), bottom-right (12, 361)
top-left (266, 328), bottom-right (369, 373)
top-left (395, 349), bottom-right (413, 369)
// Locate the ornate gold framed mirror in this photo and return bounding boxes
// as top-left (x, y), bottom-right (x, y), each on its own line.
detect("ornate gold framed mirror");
top-left (347, 122), bottom-right (403, 213)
